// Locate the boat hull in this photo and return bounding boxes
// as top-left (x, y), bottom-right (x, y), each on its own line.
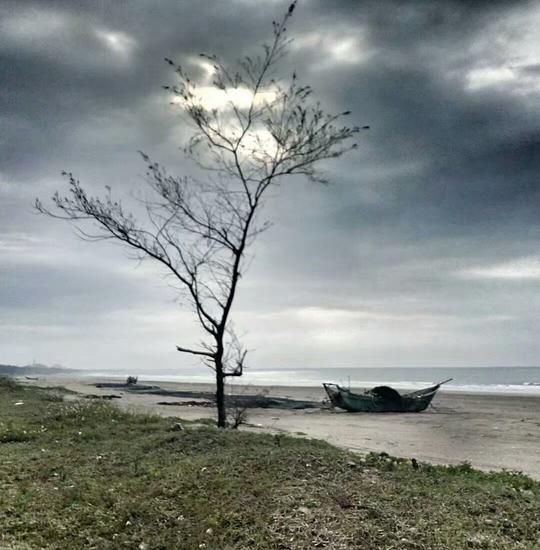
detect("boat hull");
top-left (323, 383), bottom-right (439, 413)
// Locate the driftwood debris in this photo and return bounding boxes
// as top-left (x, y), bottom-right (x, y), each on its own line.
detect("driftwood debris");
top-left (92, 383), bottom-right (319, 410)
top-left (94, 383), bottom-right (159, 391)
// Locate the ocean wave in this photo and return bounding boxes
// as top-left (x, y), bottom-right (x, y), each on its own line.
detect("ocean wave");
top-left (81, 370), bottom-right (540, 395)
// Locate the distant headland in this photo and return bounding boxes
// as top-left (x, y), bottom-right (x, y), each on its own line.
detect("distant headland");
top-left (0, 363), bottom-right (79, 377)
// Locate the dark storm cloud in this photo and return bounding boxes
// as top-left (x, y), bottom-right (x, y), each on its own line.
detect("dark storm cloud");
top-left (2, 0), bottom-right (540, 370)
top-left (0, 0), bottom-right (287, 179)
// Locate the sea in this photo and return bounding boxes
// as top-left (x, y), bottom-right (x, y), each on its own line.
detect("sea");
top-left (84, 366), bottom-right (540, 395)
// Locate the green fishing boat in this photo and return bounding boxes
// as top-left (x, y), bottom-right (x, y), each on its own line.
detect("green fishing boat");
top-left (322, 379), bottom-right (452, 413)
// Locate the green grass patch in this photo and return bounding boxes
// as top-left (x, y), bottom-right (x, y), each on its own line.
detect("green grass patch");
top-left (0, 380), bottom-right (538, 549)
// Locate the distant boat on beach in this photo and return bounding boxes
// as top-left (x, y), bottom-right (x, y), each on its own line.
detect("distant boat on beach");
top-left (323, 378), bottom-right (453, 413)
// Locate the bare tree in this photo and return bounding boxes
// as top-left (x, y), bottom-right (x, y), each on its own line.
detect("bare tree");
top-left (36, 2), bottom-right (361, 427)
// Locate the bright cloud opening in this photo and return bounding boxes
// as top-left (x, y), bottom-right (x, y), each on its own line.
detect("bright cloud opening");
top-left (95, 29), bottom-right (136, 57)
top-left (466, 66), bottom-right (517, 90)
top-left (171, 58), bottom-right (279, 111)
top-left (194, 86), bottom-right (256, 110)
top-left (464, 4), bottom-right (540, 96)
top-left (293, 26), bottom-right (371, 68)
top-left (458, 258), bottom-right (540, 280)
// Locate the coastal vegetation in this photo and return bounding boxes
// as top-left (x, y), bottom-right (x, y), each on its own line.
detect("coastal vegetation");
top-left (1, 378), bottom-right (538, 549)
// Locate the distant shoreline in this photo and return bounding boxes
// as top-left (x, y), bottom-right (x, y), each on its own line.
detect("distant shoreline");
top-left (22, 369), bottom-right (540, 396)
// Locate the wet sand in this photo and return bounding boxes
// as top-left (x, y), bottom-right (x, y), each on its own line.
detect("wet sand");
top-left (22, 377), bottom-right (540, 479)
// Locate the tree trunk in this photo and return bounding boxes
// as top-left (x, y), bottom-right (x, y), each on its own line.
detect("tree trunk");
top-left (215, 369), bottom-right (227, 428)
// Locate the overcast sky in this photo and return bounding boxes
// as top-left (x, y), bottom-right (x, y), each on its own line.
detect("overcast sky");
top-left (2, 0), bottom-right (540, 375)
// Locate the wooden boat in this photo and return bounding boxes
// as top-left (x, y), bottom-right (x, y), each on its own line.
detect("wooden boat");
top-left (322, 379), bottom-right (452, 413)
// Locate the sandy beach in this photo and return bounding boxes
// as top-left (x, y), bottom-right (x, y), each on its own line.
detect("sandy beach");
top-left (22, 377), bottom-right (540, 479)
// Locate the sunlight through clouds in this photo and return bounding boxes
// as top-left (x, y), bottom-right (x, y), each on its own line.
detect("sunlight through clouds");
top-left (167, 56), bottom-right (281, 157)
top-left (464, 4), bottom-right (540, 96)
top-left (466, 66), bottom-right (517, 91)
top-left (172, 57), bottom-right (279, 111)
top-left (94, 29), bottom-right (136, 58)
